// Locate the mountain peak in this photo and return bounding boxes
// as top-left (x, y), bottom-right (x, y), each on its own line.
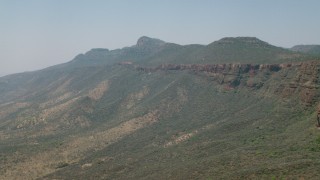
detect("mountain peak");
top-left (136, 36), bottom-right (166, 47)
top-left (215, 37), bottom-right (269, 45)
top-left (207, 37), bottom-right (272, 50)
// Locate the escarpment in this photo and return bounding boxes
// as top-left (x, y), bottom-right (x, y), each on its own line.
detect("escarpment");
top-left (123, 61), bottom-right (320, 106)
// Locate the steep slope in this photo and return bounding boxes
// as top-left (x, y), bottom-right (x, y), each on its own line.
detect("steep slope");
top-left (291, 45), bottom-right (320, 56)
top-left (0, 37), bottom-right (320, 179)
top-left (2, 36), bottom-right (308, 104)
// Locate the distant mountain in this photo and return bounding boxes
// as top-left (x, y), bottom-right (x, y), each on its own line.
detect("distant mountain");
top-left (194, 37), bottom-right (304, 64)
top-left (69, 36), bottom-right (310, 68)
top-left (291, 45), bottom-right (320, 56)
top-left (1, 37), bottom-right (320, 179)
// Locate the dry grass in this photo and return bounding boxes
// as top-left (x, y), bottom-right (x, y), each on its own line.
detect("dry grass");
top-left (164, 130), bottom-right (198, 147)
top-left (39, 92), bottom-right (73, 109)
top-left (88, 80), bottom-right (109, 100)
top-left (164, 123), bottom-right (215, 147)
top-left (0, 110), bottom-right (159, 180)
top-left (0, 102), bottom-right (30, 120)
top-left (49, 78), bottom-right (73, 96)
top-left (123, 86), bottom-right (149, 109)
top-left (64, 110), bottom-right (159, 158)
top-left (40, 97), bottom-right (80, 120)
top-left (159, 87), bottom-right (189, 118)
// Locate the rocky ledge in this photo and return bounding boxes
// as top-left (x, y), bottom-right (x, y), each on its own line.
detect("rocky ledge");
top-left (121, 61), bottom-right (320, 106)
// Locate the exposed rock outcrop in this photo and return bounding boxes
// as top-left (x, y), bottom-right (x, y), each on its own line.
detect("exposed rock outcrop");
top-left (132, 61), bottom-right (320, 106)
top-left (281, 62), bottom-right (319, 106)
top-left (136, 36), bottom-right (166, 48)
top-left (136, 63), bottom-right (284, 74)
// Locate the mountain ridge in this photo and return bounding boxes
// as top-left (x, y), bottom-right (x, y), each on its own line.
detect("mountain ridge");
top-left (1, 36), bottom-right (320, 179)
top-left (66, 36), bottom-right (311, 68)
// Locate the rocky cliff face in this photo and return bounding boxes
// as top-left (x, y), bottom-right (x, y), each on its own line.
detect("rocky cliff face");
top-left (281, 61), bottom-right (320, 106)
top-left (136, 36), bottom-right (166, 48)
top-left (133, 61), bottom-right (320, 106)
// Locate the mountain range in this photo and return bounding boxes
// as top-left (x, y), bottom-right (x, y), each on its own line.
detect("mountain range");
top-left (0, 37), bottom-right (320, 179)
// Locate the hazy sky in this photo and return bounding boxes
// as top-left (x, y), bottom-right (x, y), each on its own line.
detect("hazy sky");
top-left (1, 0), bottom-right (320, 76)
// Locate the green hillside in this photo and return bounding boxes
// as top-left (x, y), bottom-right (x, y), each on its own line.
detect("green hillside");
top-left (0, 37), bottom-right (320, 179)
